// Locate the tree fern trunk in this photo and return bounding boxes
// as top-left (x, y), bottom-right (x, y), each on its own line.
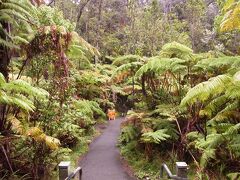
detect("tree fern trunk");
top-left (141, 74), bottom-right (147, 96)
top-left (0, 22), bottom-right (10, 81)
top-left (0, 22), bottom-right (10, 132)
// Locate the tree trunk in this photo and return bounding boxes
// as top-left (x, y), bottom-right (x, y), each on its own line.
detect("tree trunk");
top-left (75, 0), bottom-right (92, 32)
top-left (96, 0), bottom-right (103, 49)
top-left (0, 23), bottom-right (10, 132)
top-left (141, 74), bottom-right (147, 96)
top-left (0, 46), bottom-right (10, 81)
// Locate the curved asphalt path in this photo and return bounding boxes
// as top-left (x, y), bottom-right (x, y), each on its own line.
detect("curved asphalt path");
top-left (79, 117), bottom-right (135, 180)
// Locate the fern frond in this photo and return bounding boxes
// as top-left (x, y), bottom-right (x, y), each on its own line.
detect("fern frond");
top-left (159, 42), bottom-right (194, 61)
top-left (196, 134), bottom-right (223, 149)
top-left (181, 75), bottom-right (232, 106)
top-left (71, 32), bottom-right (100, 57)
top-left (135, 57), bottom-right (187, 78)
top-left (208, 101), bottom-right (238, 124)
top-left (111, 62), bottom-right (143, 83)
top-left (0, 9), bottom-right (28, 22)
top-left (3, 79), bottom-right (49, 99)
top-left (2, 2), bottom-right (32, 18)
top-left (12, 36), bottom-right (29, 44)
top-left (227, 172), bottom-right (240, 180)
top-left (0, 38), bottom-right (19, 49)
top-left (200, 95), bottom-right (228, 118)
top-left (112, 55), bottom-right (143, 66)
top-left (141, 129), bottom-right (170, 144)
top-left (27, 127), bottom-right (60, 150)
top-left (195, 56), bottom-right (240, 74)
top-left (45, 135), bottom-right (60, 150)
top-left (120, 125), bottom-right (138, 143)
top-left (9, 95), bottom-right (35, 111)
top-left (200, 148), bottom-right (216, 168)
top-left (0, 73), bottom-right (6, 86)
top-left (225, 123), bottom-right (240, 135)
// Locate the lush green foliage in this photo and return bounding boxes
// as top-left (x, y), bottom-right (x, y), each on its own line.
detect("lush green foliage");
top-left (0, 2), bottom-right (113, 179)
top-left (118, 41), bottom-right (240, 179)
top-left (1, 0), bottom-right (240, 179)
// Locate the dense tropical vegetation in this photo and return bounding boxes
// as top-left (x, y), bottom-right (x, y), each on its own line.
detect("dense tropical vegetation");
top-left (0, 0), bottom-right (240, 179)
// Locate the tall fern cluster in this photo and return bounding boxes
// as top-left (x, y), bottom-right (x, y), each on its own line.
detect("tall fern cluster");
top-left (0, 0), bottom-right (37, 48)
top-left (116, 41), bottom-right (240, 178)
top-left (0, 3), bottom-right (113, 179)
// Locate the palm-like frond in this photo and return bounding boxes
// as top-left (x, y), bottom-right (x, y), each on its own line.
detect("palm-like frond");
top-left (135, 57), bottom-right (187, 78)
top-left (159, 42), bottom-right (194, 61)
top-left (199, 95), bottom-right (228, 118)
top-left (195, 56), bottom-right (240, 74)
top-left (120, 125), bottom-right (138, 143)
top-left (141, 129), bottom-right (170, 144)
top-left (0, 0), bottom-right (37, 48)
top-left (181, 74), bottom-right (232, 106)
top-left (27, 127), bottom-right (60, 150)
top-left (111, 62), bottom-right (143, 83)
top-left (112, 55), bottom-right (143, 66)
top-left (0, 73), bottom-right (49, 111)
top-left (71, 31), bottom-right (100, 57)
top-left (73, 99), bottom-right (105, 119)
top-left (207, 100), bottom-right (238, 125)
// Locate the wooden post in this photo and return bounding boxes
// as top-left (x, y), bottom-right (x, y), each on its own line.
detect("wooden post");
top-left (176, 162), bottom-right (188, 179)
top-left (59, 161), bottom-right (70, 180)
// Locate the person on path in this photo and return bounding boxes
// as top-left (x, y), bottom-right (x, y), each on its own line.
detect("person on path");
top-left (107, 109), bottom-right (116, 120)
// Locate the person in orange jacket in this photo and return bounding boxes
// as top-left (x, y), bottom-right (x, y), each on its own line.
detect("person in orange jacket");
top-left (107, 109), bottom-right (116, 120)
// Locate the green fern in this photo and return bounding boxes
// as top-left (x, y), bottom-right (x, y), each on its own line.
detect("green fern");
top-left (135, 57), bottom-right (187, 78)
top-left (120, 125), bottom-right (138, 143)
top-left (159, 41), bottom-right (194, 61)
top-left (141, 129), bottom-right (170, 144)
top-left (195, 56), bottom-right (240, 74)
top-left (200, 148), bottom-right (216, 168)
top-left (111, 62), bottom-right (143, 83)
top-left (0, 0), bottom-right (37, 48)
top-left (0, 73), bottom-right (48, 111)
top-left (181, 74), bottom-right (232, 106)
top-left (112, 55), bottom-right (143, 66)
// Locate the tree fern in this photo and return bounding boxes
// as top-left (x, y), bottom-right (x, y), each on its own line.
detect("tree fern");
top-left (181, 74), bottom-right (232, 106)
top-left (112, 55), bottom-right (143, 66)
top-left (141, 129), bottom-right (170, 144)
top-left (135, 57), bottom-right (187, 78)
top-left (0, 0), bottom-right (37, 48)
top-left (120, 125), bottom-right (138, 143)
top-left (27, 127), bottom-right (60, 150)
top-left (199, 95), bottom-right (228, 118)
top-left (0, 73), bottom-right (48, 111)
top-left (159, 42), bottom-right (194, 61)
top-left (195, 56), bottom-right (240, 74)
top-left (111, 62), bottom-right (143, 83)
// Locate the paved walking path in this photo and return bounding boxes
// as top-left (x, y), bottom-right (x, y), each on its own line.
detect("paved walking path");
top-left (79, 117), bottom-right (135, 180)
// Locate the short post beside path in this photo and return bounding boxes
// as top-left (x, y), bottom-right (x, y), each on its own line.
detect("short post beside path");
top-left (58, 161), bottom-right (82, 180)
top-left (160, 162), bottom-right (188, 180)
